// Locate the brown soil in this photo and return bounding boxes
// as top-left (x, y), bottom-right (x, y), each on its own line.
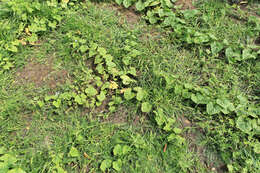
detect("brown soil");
top-left (100, 3), bottom-right (140, 26)
top-left (175, 0), bottom-right (196, 10)
top-left (178, 115), bottom-right (226, 173)
top-left (106, 106), bottom-right (129, 124)
top-left (16, 58), bottom-right (68, 89)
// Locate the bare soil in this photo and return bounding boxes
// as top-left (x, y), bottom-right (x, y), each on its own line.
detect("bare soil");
top-left (178, 115), bottom-right (227, 173)
top-left (16, 58), bottom-right (68, 89)
top-left (175, 0), bottom-right (196, 10)
top-left (99, 3), bottom-right (140, 26)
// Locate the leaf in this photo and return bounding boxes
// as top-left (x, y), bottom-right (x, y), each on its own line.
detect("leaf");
top-left (211, 42), bottom-right (224, 55)
top-left (97, 91), bottom-right (106, 102)
top-left (122, 145), bottom-right (131, 155)
top-left (206, 102), bottom-right (221, 115)
top-left (7, 168), bottom-right (26, 173)
top-left (123, 88), bottom-right (135, 100)
top-left (135, 87), bottom-right (146, 101)
top-left (141, 102), bottom-right (152, 113)
top-left (115, 0), bottom-right (123, 5)
top-left (122, 56), bottom-right (131, 65)
top-left (123, 0), bottom-right (132, 8)
top-left (53, 99), bottom-right (61, 108)
top-left (164, 0), bottom-right (173, 8)
top-left (37, 101), bottom-right (44, 108)
top-left (154, 108), bottom-right (166, 126)
top-left (0, 147), bottom-right (5, 154)
top-left (109, 81), bottom-right (118, 90)
top-left (253, 142), bottom-right (260, 154)
top-left (113, 144), bottom-right (122, 156)
top-left (85, 86), bottom-right (98, 96)
top-left (79, 45), bottom-right (88, 53)
top-left (174, 85), bottom-right (183, 95)
top-left (225, 47), bottom-right (241, 62)
top-left (0, 154), bottom-right (17, 165)
top-left (113, 159), bottom-right (122, 171)
top-left (216, 98), bottom-right (235, 113)
top-left (100, 159), bottom-right (112, 172)
top-left (242, 48), bottom-right (256, 60)
top-left (75, 95), bottom-right (83, 105)
top-left (69, 147), bottom-right (80, 157)
top-left (120, 75), bottom-right (135, 85)
top-left (173, 127), bottom-right (182, 134)
top-left (183, 9), bottom-right (200, 19)
top-left (136, 0), bottom-right (145, 11)
top-left (96, 64), bottom-right (104, 74)
top-left (236, 117), bottom-right (252, 134)
top-left (97, 47), bottom-right (107, 56)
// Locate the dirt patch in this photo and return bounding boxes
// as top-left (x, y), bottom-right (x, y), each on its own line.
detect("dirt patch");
top-left (16, 58), bottom-right (68, 89)
top-left (178, 115), bottom-right (226, 173)
top-left (175, 0), bottom-right (196, 10)
top-left (105, 106), bottom-right (129, 124)
top-left (100, 3), bottom-right (140, 26)
top-left (141, 27), bottom-right (163, 42)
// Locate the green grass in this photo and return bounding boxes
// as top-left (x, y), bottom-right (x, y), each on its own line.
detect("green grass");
top-left (0, 0), bottom-right (259, 172)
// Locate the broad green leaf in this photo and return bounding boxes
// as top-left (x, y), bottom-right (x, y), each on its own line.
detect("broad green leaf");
top-left (236, 117), bottom-right (252, 134)
top-left (75, 95), bottom-right (83, 105)
top-left (104, 54), bottom-right (113, 62)
top-left (253, 143), bottom-right (260, 154)
top-left (163, 117), bottom-right (175, 131)
top-left (206, 102), bottom-right (221, 115)
top-left (225, 47), bottom-right (241, 62)
top-left (79, 45), bottom-right (88, 53)
top-left (136, 0), bottom-right (145, 11)
top-left (242, 48), bottom-right (256, 60)
top-left (174, 85), bottom-right (183, 95)
top-left (89, 49), bottom-right (96, 57)
top-left (141, 102), bottom-right (152, 113)
top-left (183, 9), bottom-right (200, 19)
top-left (191, 93), bottom-right (208, 104)
top-left (135, 87), bottom-right (146, 101)
top-left (0, 154), bottom-right (17, 165)
top-left (173, 127), bottom-right (182, 134)
top-left (7, 168), bottom-right (26, 173)
top-left (122, 56), bottom-right (131, 65)
top-left (0, 147), bottom-right (5, 154)
top-left (124, 88), bottom-right (135, 100)
top-left (164, 0), bottom-right (173, 8)
top-left (115, 0), bottom-right (123, 5)
top-left (120, 75), bottom-right (135, 85)
top-left (167, 133), bottom-right (176, 142)
top-left (113, 144), bottom-right (122, 156)
top-left (182, 89), bottom-right (191, 99)
top-left (211, 42), bottom-right (224, 55)
top-left (100, 159), bottom-right (112, 172)
top-left (97, 91), bottom-right (106, 102)
top-left (53, 99), bottom-right (61, 108)
top-left (85, 86), bottom-right (98, 96)
top-left (69, 147), bottom-right (80, 157)
top-left (123, 0), bottom-right (132, 8)
top-left (154, 108), bottom-right (166, 126)
top-left (113, 159), bottom-right (122, 171)
top-left (122, 145), bottom-right (131, 155)
top-left (97, 47), bottom-right (107, 56)
top-left (216, 98), bottom-right (235, 113)
top-left (96, 64), bottom-right (105, 74)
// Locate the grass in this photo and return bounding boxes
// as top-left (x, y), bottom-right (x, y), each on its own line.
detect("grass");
top-left (0, 0), bottom-right (259, 172)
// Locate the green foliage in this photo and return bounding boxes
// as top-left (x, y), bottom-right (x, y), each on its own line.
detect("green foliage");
top-left (0, 147), bottom-right (26, 173)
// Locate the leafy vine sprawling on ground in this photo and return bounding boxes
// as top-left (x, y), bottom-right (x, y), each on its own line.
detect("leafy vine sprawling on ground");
top-left (0, 0), bottom-right (259, 172)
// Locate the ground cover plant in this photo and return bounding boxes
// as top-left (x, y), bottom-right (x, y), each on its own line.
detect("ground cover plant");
top-left (0, 0), bottom-right (259, 172)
